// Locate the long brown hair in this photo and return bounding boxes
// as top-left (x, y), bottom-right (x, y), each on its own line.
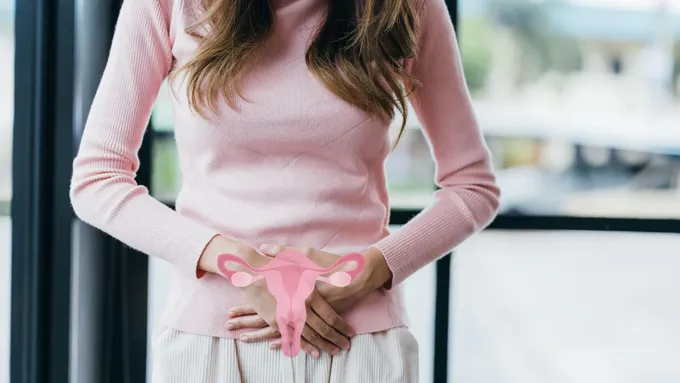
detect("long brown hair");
top-left (173, 0), bottom-right (420, 145)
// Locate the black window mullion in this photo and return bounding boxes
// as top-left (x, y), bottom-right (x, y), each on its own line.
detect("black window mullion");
top-left (11, 0), bottom-right (76, 382)
top-left (432, 2), bottom-right (458, 383)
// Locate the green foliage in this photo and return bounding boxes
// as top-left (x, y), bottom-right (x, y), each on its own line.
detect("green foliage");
top-left (151, 137), bottom-right (180, 201)
top-left (459, 19), bottom-right (493, 95)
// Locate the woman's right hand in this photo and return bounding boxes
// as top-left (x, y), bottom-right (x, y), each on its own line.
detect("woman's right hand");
top-left (198, 236), bottom-right (353, 356)
top-left (197, 235), bottom-right (273, 275)
top-left (225, 290), bottom-right (354, 358)
top-left (236, 285), bottom-right (354, 357)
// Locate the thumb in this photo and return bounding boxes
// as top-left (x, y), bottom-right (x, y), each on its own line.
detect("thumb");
top-left (259, 244), bottom-right (286, 256)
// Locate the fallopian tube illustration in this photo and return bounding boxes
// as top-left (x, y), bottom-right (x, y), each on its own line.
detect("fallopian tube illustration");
top-left (217, 250), bottom-right (365, 358)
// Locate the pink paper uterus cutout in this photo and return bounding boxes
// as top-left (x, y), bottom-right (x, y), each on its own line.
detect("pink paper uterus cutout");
top-left (218, 250), bottom-right (365, 358)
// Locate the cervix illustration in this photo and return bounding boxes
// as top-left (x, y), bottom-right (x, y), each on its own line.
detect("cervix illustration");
top-left (217, 250), bottom-right (365, 358)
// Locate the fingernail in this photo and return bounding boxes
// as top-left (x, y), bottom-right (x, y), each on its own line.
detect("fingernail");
top-left (225, 322), bottom-right (235, 330)
top-left (348, 330), bottom-right (356, 337)
top-left (343, 342), bottom-right (350, 350)
top-left (331, 348), bottom-right (340, 355)
top-left (227, 310), bottom-right (235, 317)
top-left (311, 350), bottom-right (320, 358)
top-left (259, 244), bottom-right (272, 252)
top-left (239, 335), bottom-right (249, 341)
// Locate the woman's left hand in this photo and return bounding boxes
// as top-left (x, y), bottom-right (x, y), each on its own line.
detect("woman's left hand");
top-left (225, 244), bottom-right (393, 348)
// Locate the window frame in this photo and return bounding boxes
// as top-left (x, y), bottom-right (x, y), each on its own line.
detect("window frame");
top-left (11, 0), bottom-right (76, 382)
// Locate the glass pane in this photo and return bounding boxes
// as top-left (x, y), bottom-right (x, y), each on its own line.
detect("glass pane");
top-left (150, 82), bottom-right (179, 203)
top-left (151, 81), bottom-right (174, 133)
top-left (0, 217), bottom-right (8, 383)
top-left (150, 133), bottom-right (180, 204)
top-left (150, 83), bottom-right (435, 206)
top-left (400, 229), bottom-right (436, 383)
top-left (0, 0), bottom-right (13, 382)
top-left (451, 230), bottom-right (680, 382)
top-left (386, 121), bottom-right (436, 209)
top-left (146, 256), bottom-right (173, 383)
top-left (459, 0), bottom-right (680, 218)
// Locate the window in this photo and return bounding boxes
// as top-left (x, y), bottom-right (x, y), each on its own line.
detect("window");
top-left (0, 0), bottom-right (13, 381)
top-left (451, 230), bottom-right (680, 382)
top-left (459, 0), bottom-right (680, 219)
top-left (149, 81), bottom-right (178, 203)
top-left (451, 2), bottom-right (680, 381)
top-left (402, 255), bottom-right (436, 383)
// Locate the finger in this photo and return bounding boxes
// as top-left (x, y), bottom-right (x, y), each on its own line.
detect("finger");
top-left (258, 244), bottom-right (287, 256)
top-left (301, 339), bottom-right (321, 358)
top-left (301, 322), bottom-right (338, 355)
top-left (227, 305), bottom-right (257, 318)
top-left (225, 315), bottom-right (269, 330)
top-left (259, 244), bottom-right (313, 256)
top-left (303, 312), bottom-right (347, 354)
top-left (238, 327), bottom-right (281, 343)
top-left (309, 291), bottom-right (355, 338)
top-left (269, 339), bottom-right (321, 359)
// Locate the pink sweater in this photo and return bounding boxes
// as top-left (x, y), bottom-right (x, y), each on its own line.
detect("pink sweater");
top-left (70, 0), bottom-right (500, 338)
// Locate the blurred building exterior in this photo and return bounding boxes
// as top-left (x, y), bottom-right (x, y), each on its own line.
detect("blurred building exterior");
top-left (389, 0), bottom-right (680, 217)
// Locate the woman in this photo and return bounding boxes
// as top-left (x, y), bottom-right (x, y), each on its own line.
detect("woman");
top-left (70, 0), bottom-right (500, 381)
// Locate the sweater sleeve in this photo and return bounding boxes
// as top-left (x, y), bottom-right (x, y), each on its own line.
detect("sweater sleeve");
top-left (372, 0), bottom-right (501, 287)
top-left (70, 0), bottom-right (220, 277)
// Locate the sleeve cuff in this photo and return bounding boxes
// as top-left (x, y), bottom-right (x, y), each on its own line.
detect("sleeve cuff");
top-left (194, 233), bottom-right (221, 280)
top-left (372, 236), bottom-right (413, 289)
top-left (372, 199), bottom-right (472, 287)
top-left (164, 224), bottom-right (221, 280)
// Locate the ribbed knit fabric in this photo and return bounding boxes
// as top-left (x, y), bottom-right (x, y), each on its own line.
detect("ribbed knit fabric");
top-left (150, 326), bottom-right (419, 383)
top-left (70, 0), bottom-right (500, 338)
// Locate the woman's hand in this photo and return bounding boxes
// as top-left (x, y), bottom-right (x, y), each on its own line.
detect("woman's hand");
top-left (235, 273), bottom-right (355, 357)
top-left (224, 304), bottom-right (331, 359)
top-left (206, 238), bottom-right (357, 357)
top-left (261, 245), bottom-right (393, 312)
top-left (197, 235), bottom-right (272, 275)
top-left (229, 244), bottom-right (394, 353)
top-left (226, 288), bottom-right (354, 358)
top-left (198, 236), bottom-right (284, 343)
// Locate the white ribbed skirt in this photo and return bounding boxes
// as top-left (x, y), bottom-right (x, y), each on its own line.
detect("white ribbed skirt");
top-left (150, 326), bottom-right (419, 383)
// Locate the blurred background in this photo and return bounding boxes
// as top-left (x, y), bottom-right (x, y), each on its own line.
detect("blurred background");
top-left (2, 0), bottom-right (680, 382)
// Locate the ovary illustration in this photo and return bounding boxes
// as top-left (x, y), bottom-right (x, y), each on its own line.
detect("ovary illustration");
top-left (217, 250), bottom-right (365, 358)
